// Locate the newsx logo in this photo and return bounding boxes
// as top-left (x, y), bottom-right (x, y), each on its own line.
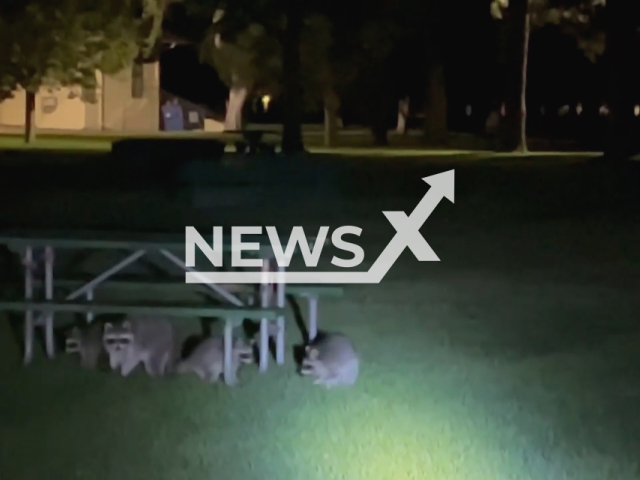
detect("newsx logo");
top-left (186, 225), bottom-right (363, 269)
top-left (184, 170), bottom-right (455, 284)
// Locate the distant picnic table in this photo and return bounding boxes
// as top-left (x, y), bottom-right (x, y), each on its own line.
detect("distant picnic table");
top-left (223, 129), bottom-right (282, 155)
top-left (0, 230), bottom-right (342, 385)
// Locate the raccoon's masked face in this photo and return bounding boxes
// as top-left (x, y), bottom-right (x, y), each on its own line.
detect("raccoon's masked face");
top-left (65, 327), bottom-right (81, 353)
top-left (299, 346), bottom-right (320, 376)
top-left (102, 321), bottom-right (134, 369)
top-left (234, 338), bottom-right (255, 364)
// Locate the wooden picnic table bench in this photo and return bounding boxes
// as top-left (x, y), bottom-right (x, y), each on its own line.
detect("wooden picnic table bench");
top-left (0, 230), bottom-right (342, 383)
top-left (2, 278), bottom-right (344, 343)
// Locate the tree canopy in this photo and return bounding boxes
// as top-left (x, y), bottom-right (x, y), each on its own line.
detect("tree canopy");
top-left (183, 0), bottom-right (412, 107)
top-left (0, 0), bottom-right (163, 100)
top-left (491, 0), bottom-right (606, 61)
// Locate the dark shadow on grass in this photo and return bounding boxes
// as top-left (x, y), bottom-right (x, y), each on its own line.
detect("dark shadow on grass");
top-left (288, 294), bottom-right (309, 365)
top-left (0, 245), bottom-right (27, 360)
top-left (6, 312), bottom-right (24, 361)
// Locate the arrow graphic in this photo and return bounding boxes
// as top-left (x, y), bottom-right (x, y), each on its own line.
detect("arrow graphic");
top-left (185, 169), bottom-right (455, 284)
top-left (367, 169), bottom-right (454, 282)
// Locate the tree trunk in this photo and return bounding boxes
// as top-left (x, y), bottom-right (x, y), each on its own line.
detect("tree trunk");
top-left (603, 0), bottom-right (639, 161)
top-left (518, 12), bottom-right (530, 153)
top-left (423, 62), bottom-right (448, 146)
top-left (396, 97), bottom-right (409, 134)
top-left (485, 109), bottom-right (500, 135)
top-left (497, 0), bottom-right (528, 152)
top-left (224, 84), bottom-right (248, 131)
top-left (24, 91), bottom-right (36, 143)
top-left (323, 88), bottom-right (339, 147)
top-left (371, 123), bottom-right (389, 146)
top-left (281, 0), bottom-right (305, 154)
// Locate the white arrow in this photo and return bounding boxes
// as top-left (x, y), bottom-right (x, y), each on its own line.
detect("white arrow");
top-left (366, 169), bottom-right (455, 282)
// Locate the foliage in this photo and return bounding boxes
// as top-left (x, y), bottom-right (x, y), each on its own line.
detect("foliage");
top-left (192, 0), bottom-right (410, 110)
top-left (0, 0), bottom-right (163, 100)
top-left (300, 14), bottom-right (333, 107)
top-left (196, 4), bottom-right (331, 108)
top-left (491, 0), bottom-right (606, 61)
top-left (199, 12), bottom-right (282, 92)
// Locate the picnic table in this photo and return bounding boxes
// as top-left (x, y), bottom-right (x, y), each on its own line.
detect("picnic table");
top-left (225, 129), bottom-right (281, 156)
top-left (0, 230), bottom-right (342, 385)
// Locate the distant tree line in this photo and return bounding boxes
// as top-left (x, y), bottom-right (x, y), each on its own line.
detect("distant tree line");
top-left (1, 0), bottom-right (638, 160)
top-left (0, 0), bottom-right (163, 142)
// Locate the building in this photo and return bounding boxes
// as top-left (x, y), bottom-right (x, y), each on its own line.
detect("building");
top-left (0, 62), bottom-right (161, 134)
top-left (0, 29), bottom-right (227, 135)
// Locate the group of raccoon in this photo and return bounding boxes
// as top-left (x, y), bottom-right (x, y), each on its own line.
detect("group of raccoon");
top-left (65, 315), bottom-right (359, 388)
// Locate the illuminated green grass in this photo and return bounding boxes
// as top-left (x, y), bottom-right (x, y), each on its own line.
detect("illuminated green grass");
top-left (0, 153), bottom-right (639, 480)
top-left (1, 269), bottom-right (640, 479)
top-left (0, 134), bottom-right (113, 151)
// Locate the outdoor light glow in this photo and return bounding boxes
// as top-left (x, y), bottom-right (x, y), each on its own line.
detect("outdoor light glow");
top-left (465, 105), bottom-right (472, 116)
top-left (576, 103), bottom-right (583, 115)
top-left (262, 95), bottom-right (271, 111)
top-left (635, 105), bottom-right (639, 116)
top-left (599, 105), bottom-right (609, 115)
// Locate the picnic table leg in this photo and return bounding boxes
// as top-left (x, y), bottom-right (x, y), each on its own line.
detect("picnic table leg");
top-left (308, 295), bottom-right (319, 341)
top-left (275, 264), bottom-right (286, 365)
top-left (86, 290), bottom-right (94, 323)
top-left (44, 246), bottom-right (55, 358)
top-left (258, 259), bottom-right (271, 372)
top-left (223, 320), bottom-right (236, 386)
top-left (22, 247), bottom-right (34, 365)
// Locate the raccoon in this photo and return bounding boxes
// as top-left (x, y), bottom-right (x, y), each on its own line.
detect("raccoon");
top-left (65, 321), bottom-right (105, 369)
top-left (299, 332), bottom-right (359, 388)
top-left (102, 316), bottom-right (175, 377)
top-left (176, 335), bottom-right (254, 386)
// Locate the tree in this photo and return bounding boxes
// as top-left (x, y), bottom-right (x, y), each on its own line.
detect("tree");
top-left (278, 0), bottom-right (304, 153)
top-left (194, 0), bottom-right (339, 149)
top-left (0, 0), bottom-right (162, 143)
top-left (492, 0), bottom-right (530, 152)
top-left (601, 0), bottom-right (639, 160)
top-left (199, 13), bottom-right (282, 130)
top-left (490, 0), bottom-right (606, 152)
top-left (332, 16), bottom-right (405, 145)
top-left (299, 14), bottom-right (336, 146)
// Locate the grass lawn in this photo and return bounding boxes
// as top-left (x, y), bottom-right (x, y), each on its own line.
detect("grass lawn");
top-left (1, 150), bottom-right (639, 480)
top-left (0, 134), bottom-right (113, 151)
